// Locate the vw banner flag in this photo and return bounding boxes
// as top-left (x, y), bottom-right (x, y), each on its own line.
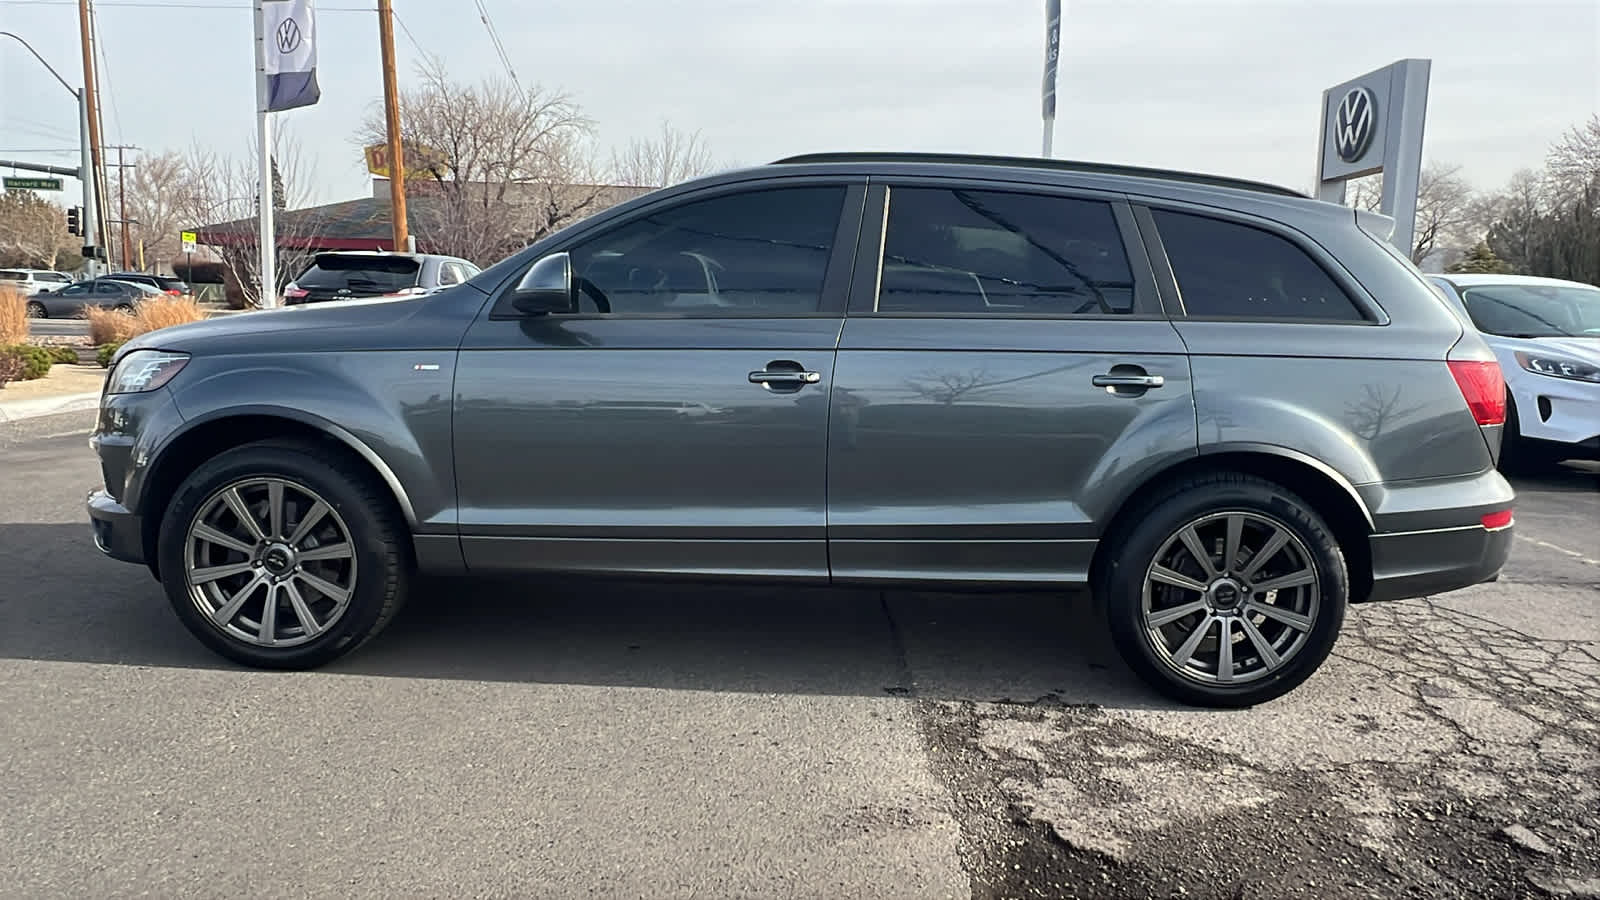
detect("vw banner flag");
top-left (1042, 0), bottom-right (1060, 119)
top-left (262, 0), bottom-right (320, 112)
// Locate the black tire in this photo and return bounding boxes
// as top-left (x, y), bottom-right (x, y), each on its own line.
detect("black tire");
top-left (157, 439), bottom-right (409, 669)
top-left (25, 300), bottom-right (47, 318)
top-left (1096, 472), bottom-right (1348, 708)
top-left (114, 303), bottom-right (135, 314)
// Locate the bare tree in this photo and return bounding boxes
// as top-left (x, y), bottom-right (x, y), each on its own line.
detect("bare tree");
top-left (1546, 114), bottom-right (1600, 194)
top-left (359, 57), bottom-right (604, 265)
top-left (173, 133), bottom-right (326, 307)
top-left (124, 150), bottom-right (187, 270)
top-left (1347, 162), bottom-right (1478, 264)
top-left (611, 121), bottom-right (718, 188)
top-left (0, 190), bottom-right (80, 270)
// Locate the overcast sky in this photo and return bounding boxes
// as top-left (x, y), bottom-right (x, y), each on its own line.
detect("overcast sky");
top-left (3, 0), bottom-right (1597, 213)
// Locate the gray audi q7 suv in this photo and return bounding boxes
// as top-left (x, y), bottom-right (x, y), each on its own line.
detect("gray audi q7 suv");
top-left (86, 153), bottom-right (1515, 707)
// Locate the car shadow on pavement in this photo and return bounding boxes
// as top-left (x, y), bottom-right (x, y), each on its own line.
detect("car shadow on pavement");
top-left (0, 524), bottom-right (1167, 709)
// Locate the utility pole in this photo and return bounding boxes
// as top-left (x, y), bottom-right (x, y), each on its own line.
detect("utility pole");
top-left (376, 0), bottom-right (409, 252)
top-left (77, 0), bottom-right (110, 260)
top-left (108, 145), bottom-right (136, 269)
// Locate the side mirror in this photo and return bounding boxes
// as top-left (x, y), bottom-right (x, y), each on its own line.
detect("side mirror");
top-left (510, 253), bottom-right (574, 315)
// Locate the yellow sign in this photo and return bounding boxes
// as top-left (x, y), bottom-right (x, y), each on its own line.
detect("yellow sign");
top-left (363, 142), bottom-right (446, 179)
top-left (180, 231), bottom-right (197, 243)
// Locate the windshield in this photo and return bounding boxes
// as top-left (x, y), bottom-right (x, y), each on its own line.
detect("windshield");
top-left (296, 256), bottom-right (421, 293)
top-left (1460, 284), bottom-right (1600, 338)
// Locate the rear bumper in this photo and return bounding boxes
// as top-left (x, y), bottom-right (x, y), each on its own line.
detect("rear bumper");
top-left (1365, 521), bottom-right (1513, 603)
top-left (87, 488), bottom-right (146, 566)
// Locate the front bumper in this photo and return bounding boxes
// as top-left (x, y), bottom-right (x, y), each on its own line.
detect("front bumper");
top-left (1365, 521), bottom-right (1514, 603)
top-left (87, 488), bottom-right (146, 566)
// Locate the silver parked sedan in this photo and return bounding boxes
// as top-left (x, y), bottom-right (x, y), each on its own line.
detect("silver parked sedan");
top-left (27, 277), bottom-right (165, 318)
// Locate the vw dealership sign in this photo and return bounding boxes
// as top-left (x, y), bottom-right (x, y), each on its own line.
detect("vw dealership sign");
top-left (1316, 59), bottom-right (1431, 255)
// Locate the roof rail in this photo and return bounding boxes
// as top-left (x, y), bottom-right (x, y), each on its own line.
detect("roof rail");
top-left (771, 152), bottom-right (1307, 199)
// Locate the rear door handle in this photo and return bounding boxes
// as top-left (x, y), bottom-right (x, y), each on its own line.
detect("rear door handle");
top-left (1092, 374), bottom-right (1165, 388)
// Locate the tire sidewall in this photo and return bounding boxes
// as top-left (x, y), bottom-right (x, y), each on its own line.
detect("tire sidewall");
top-left (1103, 480), bottom-right (1348, 707)
top-left (158, 444), bottom-right (397, 669)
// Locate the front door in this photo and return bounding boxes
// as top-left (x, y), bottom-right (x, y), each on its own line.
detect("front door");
top-left (454, 181), bottom-right (863, 579)
top-left (826, 182), bottom-right (1199, 585)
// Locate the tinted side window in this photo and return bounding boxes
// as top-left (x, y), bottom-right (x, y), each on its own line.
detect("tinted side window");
top-left (96, 282), bottom-right (123, 295)
top-left (1153, 210), bottom-right (1365, 321)
top-left (62, 284), bottom-right (88, 295)
top-left (437, 263), bottom-right (461, 286)
top-left (569, 186), bottom-right (845, 315)
top-left (876, 188), bottom-right (1135, 316)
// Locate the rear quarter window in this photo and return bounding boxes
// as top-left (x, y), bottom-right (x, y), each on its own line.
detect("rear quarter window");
top-left (1153, 209), bottom-right (1367, 322)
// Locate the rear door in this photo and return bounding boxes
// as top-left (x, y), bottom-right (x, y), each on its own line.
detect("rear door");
top-left (826, 180), bottom-right (1198, 585)
top-left (453, 179), bottom-right (864, 579)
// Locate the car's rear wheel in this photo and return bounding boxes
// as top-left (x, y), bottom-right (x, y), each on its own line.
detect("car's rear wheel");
top-left (157, 440), bottom-right (409, 669)
top-left (25, 300), bottom-right (46, 318)
top-left (113, 303), bottom-right (134, 314)
top-left (1097, 472), bottom-right (1347, 707)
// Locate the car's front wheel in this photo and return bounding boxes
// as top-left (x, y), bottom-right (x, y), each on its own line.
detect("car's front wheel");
top-left (25, 300), bottom-right (46, 318)
top-left (157, 439), bottom-right (409, 669)
top-left (1097, 472), bottom-right (1347, 707)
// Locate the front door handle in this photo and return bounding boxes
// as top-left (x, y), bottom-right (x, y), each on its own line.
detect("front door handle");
top-left (1092, 374), bottom-right (1165, 389)
top-left (749, 360), bottom-right (821, 392)
top-left (749, 371), bottom-right (821, 385)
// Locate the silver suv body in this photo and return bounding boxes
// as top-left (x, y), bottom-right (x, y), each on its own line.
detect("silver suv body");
top-left (86, 154), bottom-right (1515, 706)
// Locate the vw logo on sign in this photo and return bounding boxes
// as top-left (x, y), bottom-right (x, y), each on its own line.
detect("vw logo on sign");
top-left (275, 17), bottom-right (303, 54)
top-left (1334, 86), bottom-right (1377, 164)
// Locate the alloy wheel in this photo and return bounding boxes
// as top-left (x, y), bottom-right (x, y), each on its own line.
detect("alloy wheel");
top-left (1141, 510), bottom-right (1321, 686)
top-left (183, 477), bottom-right (357, 648)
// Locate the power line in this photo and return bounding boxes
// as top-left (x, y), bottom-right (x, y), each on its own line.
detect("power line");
top-left (391, 7), bottom-right (425, 60)
top-left (472, 0), bottom-right (523, 101)
top-left (91, 0), bottom-right (124, 143)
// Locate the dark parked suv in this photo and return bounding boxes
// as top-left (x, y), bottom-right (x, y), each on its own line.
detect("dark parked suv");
top-left (86, 153), bottom-right (1515, 706)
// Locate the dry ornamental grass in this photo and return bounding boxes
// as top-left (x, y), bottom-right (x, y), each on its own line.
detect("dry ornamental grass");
top-left (0, 285), bottom-right (28, 345)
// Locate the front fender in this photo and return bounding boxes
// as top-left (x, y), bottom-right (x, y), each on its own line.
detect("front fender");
top-left (161, 351), bottom-right (457, 530)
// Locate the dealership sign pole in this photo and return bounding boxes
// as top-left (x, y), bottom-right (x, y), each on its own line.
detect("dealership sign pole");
top-left (253, 0), bottom-right (320, 308)
top-left (1315, 59), bottom-right (1431, 258)
top-left (1041, 0), bottom-right (1060, 158)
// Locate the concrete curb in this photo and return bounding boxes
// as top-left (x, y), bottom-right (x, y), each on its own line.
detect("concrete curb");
top-left (0, 391), bottom-right (101, 424)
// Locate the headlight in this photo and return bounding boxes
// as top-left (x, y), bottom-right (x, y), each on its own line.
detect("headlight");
top-left (1514, 352), bottom-right (1600, 384)
top-left (107, 350), bottom-right (190, 394)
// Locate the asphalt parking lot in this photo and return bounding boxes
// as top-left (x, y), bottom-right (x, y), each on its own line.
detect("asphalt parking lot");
top-left (2, 410), bottom-right (1596, 899)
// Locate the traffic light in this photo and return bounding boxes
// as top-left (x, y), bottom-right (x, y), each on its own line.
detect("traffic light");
top-left (66, 206), bottom-right (81, 236)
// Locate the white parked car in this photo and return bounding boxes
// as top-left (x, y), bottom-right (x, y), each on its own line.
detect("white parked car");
top-left (1430, 274), bottom-right (1600, 467)
top-left (0, 268), bottom-right (74, 296)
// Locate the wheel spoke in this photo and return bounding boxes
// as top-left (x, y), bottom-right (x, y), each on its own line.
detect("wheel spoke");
top-left (1223, 515), bottom-right (1243, 573)
top-left (1178, 526), bottom-right (1219, 577)
top-left (1241, 616), bottom-right (1282, 669)
top-left (1252, 568), bottom-right (1316, 594)
top-left (1241, 527), bottom-right (1290, 581)
top-left (1147, 599), bottom-right (1208, 628)
top-left (212, 571), bottom-right (267, 625)
top-left (1170, 614), bottom-right (1215, 668)
top-left (295, 569), bottom-right (351, 604)
top-left (296, 542), bottom-right (352, 563)
top-left (259, 583), bottom-right (279, 645)
top-left (1150, 565), bottom-right (1209, 594)
top-left (192, 523), bottom-right (255, 556)
top-left (1216, 618), bottom-right (1234, 682)
top-left (222, 487), bottom-right (266, 543)
top-left (286, 500), bottom-right (329, 547)
top-left (1247, 601), bottom-right (1313, 633)
top-left (267, 480), bottom-right (285, 541)
top-left (190, 560), bottom-right (256, 585)
top-left (283, 580), bottom-right (322, 638)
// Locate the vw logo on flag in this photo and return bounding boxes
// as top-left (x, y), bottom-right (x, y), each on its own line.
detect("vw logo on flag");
top-left (1334, 86), bottom-right (1377, 164)
top-left (275, 17), bottom-right (303, 54)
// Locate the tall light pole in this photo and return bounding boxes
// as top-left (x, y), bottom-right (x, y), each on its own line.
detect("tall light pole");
top-left (1042, 0), bottom-right (1061, 158)
top-left (0, 30), bottom-right (102, 274)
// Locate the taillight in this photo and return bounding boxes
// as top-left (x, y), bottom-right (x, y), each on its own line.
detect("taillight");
top-left (1480, 510), bottom-right (1513, 530)
top-left (284, 284), bottom-right (308, 299)
top-left (1447, 360), bottom-right (1506, 426)
top-left (165, 289), bottom-right (180, 295)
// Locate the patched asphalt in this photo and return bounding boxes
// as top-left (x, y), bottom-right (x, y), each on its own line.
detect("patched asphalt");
top-left (1, 411), bottom-right (1595, 898)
